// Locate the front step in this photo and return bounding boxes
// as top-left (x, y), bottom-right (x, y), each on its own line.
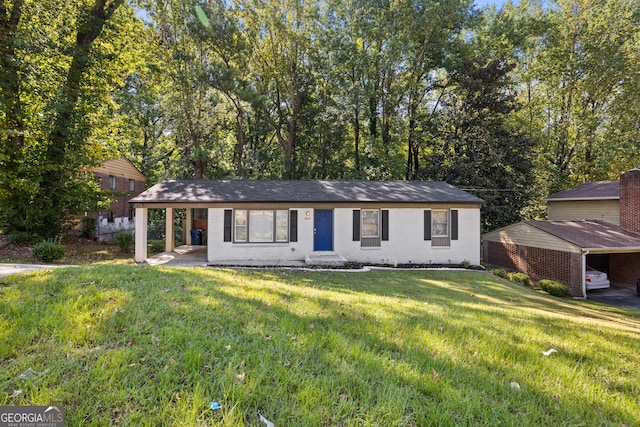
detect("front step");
top-left (305, 253), bottom-right (347, 267)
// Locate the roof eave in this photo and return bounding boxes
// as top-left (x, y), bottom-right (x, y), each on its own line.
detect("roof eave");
top-left (544, 197), bottom-right (619, 202)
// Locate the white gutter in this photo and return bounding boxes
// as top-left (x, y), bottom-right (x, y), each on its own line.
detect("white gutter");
top-left (580, 250), bottom-right (589, 299)
top-left (582, 246), bottom-right (640, 254)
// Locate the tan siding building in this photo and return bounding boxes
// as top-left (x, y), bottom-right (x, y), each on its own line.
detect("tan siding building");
top-left (547, 200), bottom-right (620, 225)
top-left (89, 158), bottom-right (146, 242)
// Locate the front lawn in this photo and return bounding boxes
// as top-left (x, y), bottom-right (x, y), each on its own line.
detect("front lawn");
top-left (1, 267), bottom-right (639, 426)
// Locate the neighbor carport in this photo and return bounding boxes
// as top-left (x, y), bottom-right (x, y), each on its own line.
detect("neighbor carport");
top-left (482, 220), bottom-right (640, 298)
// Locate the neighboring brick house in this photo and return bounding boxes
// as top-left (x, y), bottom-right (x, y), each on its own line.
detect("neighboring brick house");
top-left (483, 169), bottom-right (640, 298)
top-left (89, 157), bottom-right (146, 242)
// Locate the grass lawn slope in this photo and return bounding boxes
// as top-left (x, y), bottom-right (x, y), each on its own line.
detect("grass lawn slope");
top-left (1, 266), bottom-right (639, 426)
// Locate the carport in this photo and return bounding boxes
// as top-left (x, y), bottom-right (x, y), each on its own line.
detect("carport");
top-left (482, 220), bottom-right (640, 298)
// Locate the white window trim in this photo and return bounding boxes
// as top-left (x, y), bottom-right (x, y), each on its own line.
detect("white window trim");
top-left (361, 209), bottom-right (380, 239)
top-left (233, 209), bottom-right (289, 243)
top-left (432, 209), bottom-right (449, 238)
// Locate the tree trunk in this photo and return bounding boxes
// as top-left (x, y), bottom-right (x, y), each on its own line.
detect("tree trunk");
top-left (0, 0), bottom-right (25, 153)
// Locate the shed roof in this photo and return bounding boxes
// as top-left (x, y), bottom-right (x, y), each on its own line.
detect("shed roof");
top-left (130, 179), bottom-right (484, 205)
top-left (544, 181), bottom-right (619, 202)
top-left (525, 220), bottom-right (640, 251)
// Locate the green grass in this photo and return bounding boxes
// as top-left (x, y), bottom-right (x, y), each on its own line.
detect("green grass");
top-left (1, 266), bottom-right (639, 426)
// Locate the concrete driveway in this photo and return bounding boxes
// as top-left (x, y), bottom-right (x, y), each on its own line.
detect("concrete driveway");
top-left (588, 287), bottom-right (640, 310)
top-left (0, 264), bottom-right (67, 278)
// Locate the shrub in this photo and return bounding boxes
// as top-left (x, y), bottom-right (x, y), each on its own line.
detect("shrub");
top-left (81, 217), bottom-right (97, 239)
top-left (539, 279), bottom-right (568, 297)
top-left (32, 239), bottom-right (66, 262)
top-left (508, 272), bottom-right (531, 286)
top-left (115, 230), bottom-right (135, 252)
top-left (148, 240), bottom-right (165, 254)
top-left (8, 231), bottom-right (37, 246)
top-left (461, 260), bottom-right (471, 269)
top-left (492, 268), bottom-right (507, 278)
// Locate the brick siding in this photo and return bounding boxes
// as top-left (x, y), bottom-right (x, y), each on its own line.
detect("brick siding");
top-left (620, 169), bottom-right (640, 234)
top-left (609, 253), bottom-right (640, 288)
top-left (485, 241), bottom-right (583, 296)
top-left (93, 172), bottom-right (144, 220)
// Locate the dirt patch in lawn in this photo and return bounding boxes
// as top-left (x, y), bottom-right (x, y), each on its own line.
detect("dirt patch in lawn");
top-left (0, 235), bottom-right (133, 265)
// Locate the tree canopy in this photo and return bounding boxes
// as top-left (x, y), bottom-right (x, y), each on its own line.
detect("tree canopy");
top-left (1, 0), bottom-right (638, 237)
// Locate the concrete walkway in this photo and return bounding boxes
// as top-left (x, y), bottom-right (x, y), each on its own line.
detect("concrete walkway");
top-left (0, 264), bottom-right (67, 278)
top-left (146, 245), bottom-right (307, 268)
top-left (146, 245), bottom-right (209, 267)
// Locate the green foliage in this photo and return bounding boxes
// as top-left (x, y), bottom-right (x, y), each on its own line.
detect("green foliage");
top-left (148, 240), bottom-right (165, 254)
top-left (0, 0), bottom-right (135, 239)
top-left (81, 217), bottom-right (97, 240)
top-left (539, 279), bottom-right (568, 297)
top-left (2, 0), bottom-right (640, 237)
top-left (31, 239), bottom-right (66, 262)
top-left (115, 230), bottom-right (134, 252)
top-left (507, 271), bottom-right (531, 286)
top-left (492, 268), bottom-right (507, 278)
top-left (7, 231), bottom-right (37, 246)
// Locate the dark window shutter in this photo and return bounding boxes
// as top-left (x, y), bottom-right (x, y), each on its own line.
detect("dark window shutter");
top-left (352, 210), bottom-right (361, 241)
top-left (290, 210), bottom-right (298, 242)
top-left (424, 210), bottom-right (431, 241)
top-left (223, 209), bottom-right (232, 242)
top-left (382, 210), bottom-right (389, 241)
top-left (451, 209), bottom-right (458, 240)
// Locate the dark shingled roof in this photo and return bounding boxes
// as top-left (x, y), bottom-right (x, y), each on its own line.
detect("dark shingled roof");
top-left (544, 181), bottom-right (619, 201)
top-left (130, 179), bottom-right (484, 204)
top-left (525, 220), bottom-right (640, 249)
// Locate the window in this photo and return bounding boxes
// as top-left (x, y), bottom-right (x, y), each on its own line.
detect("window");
top-left (232, 209), bottom-right (289, 243)
top-left (234, 210), bottom-right (247, 242)
top-left (107, 211), bottom-right (114, 223)
top-left (128, 208), bottom-right (135, 221)
top-left (275, 210), bottom-right (288, 242)
top-left (425, 209), bottom-right (458, 246)
top-left (432, 210), bottom-right (448, 237)
top-left (109, 175), bottom-right (116, 190)
top-left (353, 209), bottom-right (388, 247)
top-left (361, 209), bottom-right (379, 238)
top-left (129, 179), bottom-right (135, 192)
top-left (249, 210), bottom-right (274, 242)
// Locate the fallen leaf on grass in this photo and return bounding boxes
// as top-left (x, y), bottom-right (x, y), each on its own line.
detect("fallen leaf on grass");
top-left (510, 381), bottom-right (521, 391)
top-left (431, 368), bottom-right (440, 381)
top-left (225, 344), bottom-right (231, 351)
top-left (235, 372), bottom-right (245, 382)
top-left (10, 390), bottom-right (23, 398)
top-left (542, 348), bottom-right (558, 356)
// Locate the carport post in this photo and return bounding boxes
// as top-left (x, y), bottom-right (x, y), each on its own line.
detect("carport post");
top-left (186, 208), bottom-right (193, 245)
top-left (166, 208), bottom-right (174, 252)
top-left (581, 250), bottom-right (589, 299)
top-left (134, 207), bottom-right (148, 263)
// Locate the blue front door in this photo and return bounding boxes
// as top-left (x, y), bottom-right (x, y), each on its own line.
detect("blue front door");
top-left (314, 210), bottom-right (333, 251)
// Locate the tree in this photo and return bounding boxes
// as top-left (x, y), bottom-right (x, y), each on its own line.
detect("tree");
top-left (512, 0), bottom-right (640, 195)
top-left (0, 0), bottom-right (136, 239)
top-left (421, 56), bottom-right (535, 231)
